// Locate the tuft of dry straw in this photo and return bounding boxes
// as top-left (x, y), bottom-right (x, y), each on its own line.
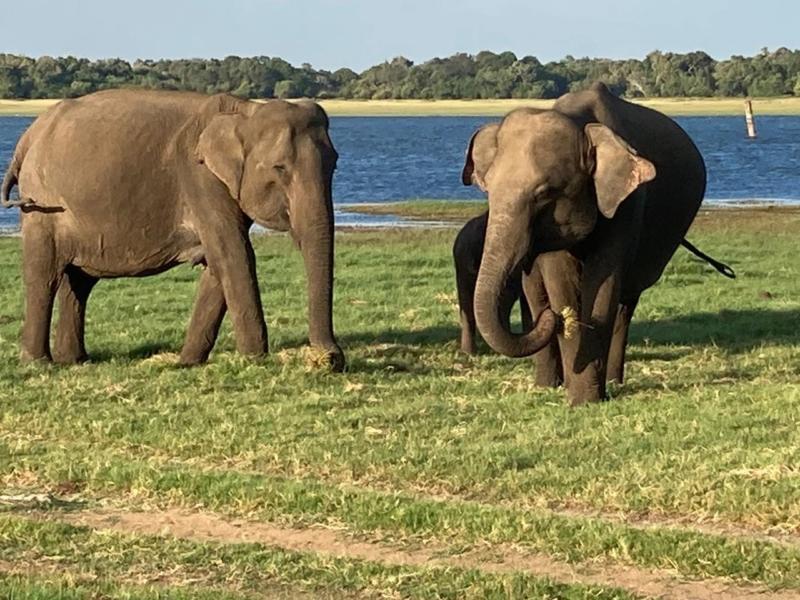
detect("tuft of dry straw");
top-left (302, 346), bottom-right (338, 371)
top-left (560, 306), bottom-right (579, 340)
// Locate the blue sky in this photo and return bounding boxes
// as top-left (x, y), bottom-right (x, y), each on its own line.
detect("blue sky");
top-left (3, 0), bottom-right (796, 71)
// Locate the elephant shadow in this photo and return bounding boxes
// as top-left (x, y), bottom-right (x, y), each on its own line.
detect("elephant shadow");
top-left (88, 341), bottom-right (177, 363)
top-left (71, 309), bottom-right (800, 368)
top-left (629, 308), bottom-right (800, 355)
top-left (279, 326), bottom-right (461, 375)
top-left (337, 325), bottom-right (460, 349)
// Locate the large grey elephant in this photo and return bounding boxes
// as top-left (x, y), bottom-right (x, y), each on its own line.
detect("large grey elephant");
top-left (461, 82), bottom-right (731, 405)
top-left (1, 89), bottom-right (344, 370)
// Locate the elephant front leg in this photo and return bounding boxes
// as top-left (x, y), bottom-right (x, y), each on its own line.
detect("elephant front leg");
top-left (566, 282), bottom-right (619, 405)
top-left (607, 297), bottom-right (639, 384)
top-left (180, 268), bottom-right (228, 365)
top-left (523, 262), bottom-right (563, 388)
top-left (565, 252), bottom-right (626, 406)
top-left (52, 266), bottom-right (98, 364)
top-left (195, 222), bottom-right (268, 359)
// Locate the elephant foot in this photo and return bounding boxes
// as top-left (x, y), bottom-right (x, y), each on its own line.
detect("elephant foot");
top-left (460, 339), bottom-right (477, 355)
top-left (20, 349), bottom-right (52, 364)
top-left (534, 348), bottom-right (563, 388)
top-left (52, 350), bottom-right (90, 365)
top-left (178, 352), bottom-right (208, 367)
top-left (535, 371), bottom-right (563, 388)
top-left (567, 387), bottom-right (607, 407)
top-left (236, 337), bottom-right (269, 360)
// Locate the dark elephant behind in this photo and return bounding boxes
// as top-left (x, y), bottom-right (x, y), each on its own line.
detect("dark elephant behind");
top-left (1, 89), bottom-right (345, 369)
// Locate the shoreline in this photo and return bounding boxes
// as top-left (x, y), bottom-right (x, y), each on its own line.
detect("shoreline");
top-left (2, 96), bottom-right (800, 117)
top-left (1, 202), bottom-right (799, 236)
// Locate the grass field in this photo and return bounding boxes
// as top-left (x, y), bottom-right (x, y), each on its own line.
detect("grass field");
top-left (1, 207), bottom-right (800, 598)
top-left (3, 96), bottom-right (800, 117)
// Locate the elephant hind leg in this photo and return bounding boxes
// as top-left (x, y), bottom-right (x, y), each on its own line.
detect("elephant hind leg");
top-left (607, 296), bottom-right (639, 384)
top-left (455, 258), bottom-right (479, 354)
top-left (20, 233), bottom-right (62, 363)
top-left (53, 266), bottom-right (98, 364)
top-left (459, 307), bottom-right (477, 354)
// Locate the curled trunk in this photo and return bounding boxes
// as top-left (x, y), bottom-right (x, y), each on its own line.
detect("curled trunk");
top-left (474, 211), bottom-right (558, 358)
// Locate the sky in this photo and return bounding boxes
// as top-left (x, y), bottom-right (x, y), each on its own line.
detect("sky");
top-left (3, 0), bottom-right (797, 71)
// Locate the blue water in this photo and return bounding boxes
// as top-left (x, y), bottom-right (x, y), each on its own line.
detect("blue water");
top-left (2, 115), bottom-right (799, 229)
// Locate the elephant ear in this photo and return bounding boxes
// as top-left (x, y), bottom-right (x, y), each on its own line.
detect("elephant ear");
top-left (461, 123), bottom-right (499, 191)
top-left (584, 123), bottom-right (656, 219)
top-left (196, 113), bottom-right (246, 200)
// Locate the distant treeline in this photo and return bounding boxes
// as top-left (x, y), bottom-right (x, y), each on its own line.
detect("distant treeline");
top-left (2, 48), bottom-right (800, 100)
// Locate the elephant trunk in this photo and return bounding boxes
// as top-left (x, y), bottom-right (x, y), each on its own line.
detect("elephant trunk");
top-left (474, 209), bottom-right (558, 358)
top-left (292, 182), bottom-right (345, 372)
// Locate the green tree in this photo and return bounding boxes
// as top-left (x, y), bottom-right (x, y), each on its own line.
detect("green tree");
top-left (274, 79), bottom-right (297, 99)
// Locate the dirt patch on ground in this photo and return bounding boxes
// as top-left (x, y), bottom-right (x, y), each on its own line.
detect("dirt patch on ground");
top-left (51, 508), bottom-right (800, 600)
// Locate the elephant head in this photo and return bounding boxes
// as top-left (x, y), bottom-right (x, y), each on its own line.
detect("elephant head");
top-left (196, 97), bottom-right (343, 369)
top-left (462, 109), bottom-right (655, 358)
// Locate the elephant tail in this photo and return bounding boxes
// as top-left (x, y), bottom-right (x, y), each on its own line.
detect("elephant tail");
top-left (681, 239), bottom-right (736, 279)
top-left (1, 154), bottom-right (34, 209)
top-left (1, 156), bottom-right (23, 208)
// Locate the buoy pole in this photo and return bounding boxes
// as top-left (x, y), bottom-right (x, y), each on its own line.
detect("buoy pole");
top-left (745, 99), bottom-right (757, 138)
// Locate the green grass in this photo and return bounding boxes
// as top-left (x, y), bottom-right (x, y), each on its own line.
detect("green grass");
top-left (3, 96), bottom-right (800, 116)
top-left (1, 208), bottom-right (800, 596)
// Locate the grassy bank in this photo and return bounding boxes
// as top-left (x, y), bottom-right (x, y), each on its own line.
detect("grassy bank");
top-left (3, 96), bottom-right (800, 117)
top-left (342, 199), bottom-right (800, 224)
top-left (1, 208), bottom-right (799, 597)
top-left (342, 199), bottom-right (488, 222)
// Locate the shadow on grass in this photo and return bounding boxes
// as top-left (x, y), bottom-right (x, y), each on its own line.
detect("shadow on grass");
top-left (626, 348), bottom-right (691, 362)
top-left (338, 325), bottom-right (460, 348)
top-left (89, 341), bottom-right (177, 363)
top-left (79, 309), bottom-right (798, 370)
top-left (630, 308), bottom-right (800, 352)
top-left (331, 310), bottom-right (800, 356)
top-left (275, 325), bottom-right (461, 352)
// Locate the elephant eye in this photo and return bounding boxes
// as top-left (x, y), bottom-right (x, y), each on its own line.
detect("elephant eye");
top-left (534, 183), bottom-right (555, 199)
top-left (274, 164), bottom-right (287, 173)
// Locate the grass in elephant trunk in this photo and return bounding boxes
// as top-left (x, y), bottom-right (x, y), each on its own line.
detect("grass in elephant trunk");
top-left (1, 207), bottom-right (799, 598)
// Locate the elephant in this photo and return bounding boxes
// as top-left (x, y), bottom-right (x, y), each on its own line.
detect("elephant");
top-left (460, 82), bottom-right (733, 405)
top-left (1, 89), bottom-right (345, 370)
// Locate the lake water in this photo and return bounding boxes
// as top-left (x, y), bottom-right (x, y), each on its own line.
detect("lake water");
top-left (2, 115), bottom-right (799, 230)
